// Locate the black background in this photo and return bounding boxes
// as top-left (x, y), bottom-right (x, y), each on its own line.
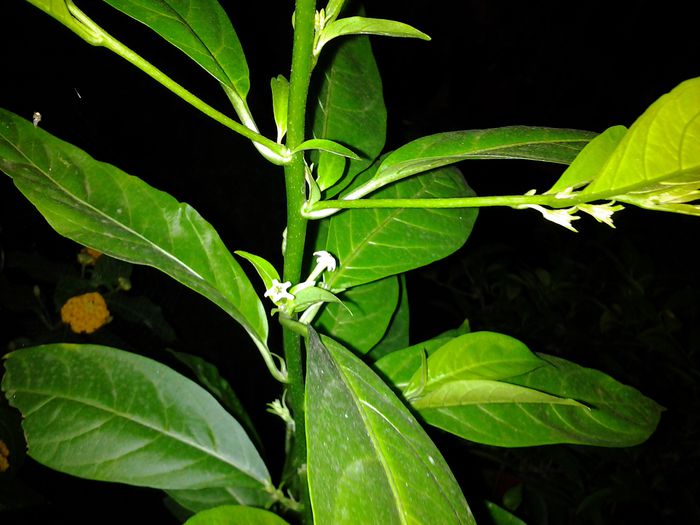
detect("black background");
top-left (1, 1), bottom-right (699, 523)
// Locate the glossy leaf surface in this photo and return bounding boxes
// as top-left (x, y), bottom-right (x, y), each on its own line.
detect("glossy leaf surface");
top-left (348, 127), bottom-right (596, 199)
top-left (315, 276), bottom-right (399, 354)
top-left (317, 16), bottom-right (430, 52)
top-left (2, 345), bottom-right (272, 505)
top-left (184, 504), bottom-right (290, 525)
top-left (103, 0), bottom-right (250, 99)
top-left (305, 329), bottom-right (475, 524)
top-left (0, 109), bottom-right (267, 350)
top-left (312, 34), bottom-right (386, 196)
top-left (324, 166), bottom-right (477, 289)
top-left (414, 353), bottom-right (663, 447)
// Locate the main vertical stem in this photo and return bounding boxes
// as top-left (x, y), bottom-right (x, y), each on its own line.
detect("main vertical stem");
top-left (282, 0), bottom-right (316, 522)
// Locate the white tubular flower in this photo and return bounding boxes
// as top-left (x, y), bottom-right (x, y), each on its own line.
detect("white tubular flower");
top-left (264, 279), bottom-right (294, 304)
top-left (522, 204), bottom-right (581, 232)
top-left (305, 250), bottom-right (337, 283)
top-left (579, 201), bottom-right (625, 228)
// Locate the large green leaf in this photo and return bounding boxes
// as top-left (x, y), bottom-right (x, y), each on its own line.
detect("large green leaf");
top-left (312, 34), bottom-right (386, 196)
top-left (324, 166), bottom-right (478, 289)
top-left (305, 328), bottom-right (475, 524)
top-left (184, 505), bottom-right (290, 525)
top-left (315, 276), bottom-right (399, 354)
top-left (102, 0), bottom-right (250, 101)
top-left (366, 274), bottom-right (410, 360)
top-left (344, 127), bottom-right (596, 200)
top-left (1, 345), bottom-right (272, 506)
top-left (0, 108), bottom-right (268, 352)
top-left (373, 320), bottom-right (472, 389)
top-left (413, 353), bottom-right (663, 447)
top-left (581, 77), bottom-right (700, 215)
top-left (404, 332), bottom-right (546, 398)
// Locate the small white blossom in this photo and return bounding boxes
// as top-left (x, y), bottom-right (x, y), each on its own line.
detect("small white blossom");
top-left (313, 250), bottom-right (337, 273)
top-left (579, 201), bottom-right (624, 228)
top-left (264, 279), bottom-right (294, 304)
top-left (521, 204), bottom-right (581, 232)
top-left (267, 394), bottom-right (295, 431)
top-left (554, 186), bottom-right (575, 199)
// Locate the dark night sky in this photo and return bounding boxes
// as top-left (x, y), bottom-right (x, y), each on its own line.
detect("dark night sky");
top-left (1, 1), bottom-right (699, 523)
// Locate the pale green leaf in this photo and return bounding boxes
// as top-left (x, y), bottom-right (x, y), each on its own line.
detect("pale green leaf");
top-left (405, 332), bottom-right (545, 398)
top-left (184, 505), bottom-right (290, 525)
top-left (582, 77), bottom-right (700, 216)
top-left (1, 345), bottom-right (272, 505)
top-left (317, 16), bottom-right (430, 55)
top-left (290, 285), bottom-right (344, 312)
top-left (414, 353), bottom-right (663, 447)
top-left (324, 166), bottom-right (478, 289)
top-left (315, 276), bottom-right (399, 354)
top-left (0, 109), bottom-right (268, 351)
top-left (305, 329), bottom-right (475, 524)
top-left (546, 125), bottom-right (627, 194)
top-left (485, 501), bottom-right (528, 525)
top-left (270, 75), bottom-right (289, 143)
top-left (235, 250), bottom-right (281, 293)
top-left (346, 127), bottom-right (596, 200)
top-left (102, 0), bottom-right (250, 100)
top-left (312, 34), bottom-right (386, 197)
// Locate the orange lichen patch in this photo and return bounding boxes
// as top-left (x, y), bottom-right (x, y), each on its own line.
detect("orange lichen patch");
top-left (78, 247), bottom-right (103, 266)
top-left (0, 440), bottom-right (9, 472)
top-left (60, 292), bottom-right (111, 334)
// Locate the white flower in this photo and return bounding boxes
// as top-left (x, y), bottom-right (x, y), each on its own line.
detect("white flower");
top-left (264, 279), bottom-right (294, 304)
top-left (313, 250), bottom-right (337, 273)
top-left (579, 201), bottom-right (624, 228)
top-left (521, 204), bottom-right (581, 232)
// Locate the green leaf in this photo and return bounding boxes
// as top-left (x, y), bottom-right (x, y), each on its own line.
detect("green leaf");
top-left (184, 505), bottom-right (290, 525)
top-left (414, 353), bottom-right (663, 447)
top-left (292, 138), bottom-right (361, 159)
top-left (168, 350), bottom-right (262, 452)
top-left (0, 109), bottom-right (268, 353)
top-left (323, 0), bottom-right (347, 23)
top-left (315, 276), bottom-right (399, 354)
top-left (346, 127), bottom-right (596, 200)
top-left (270, 75), bottom-right (289, 143)
top-left (581, 77), bottom-right (700, 216)
top-left (404, 332), bottom-right (546, 398)
top-left (305, 329), bottom-right (475, 524)
top-left (484, 501), bottom-right (528, 525)
top-left (235, 251), bottom-right (281, 293)
top-left (312, 34), bottom-right (386, 196)
top-left (316, 16), bottom-right (430, 55)
top-left (25, 0), bottom-right (102, 44)
top-left (366, 274), bottom-right (410, 360)
top-left (546, 125), bottom-right (627, 195)
top-left (102, 0), bottom-right (250, 102)
top-left (324, 166), bottom-right (478, 289)
top-left (289, 285), bottom-right (344, 312)
top-left (374, 320), bottom-right (472, 389)
top-left (1, 345), bottom-right (272, 506)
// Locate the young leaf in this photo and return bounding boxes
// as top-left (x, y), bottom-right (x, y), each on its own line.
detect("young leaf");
top-left (291, 138), bottom-right (360, 159)
top-left (404, 332), bottom-right (546, 398)
top-left (270, 75), bottom-right (289, 143)
top-left (0, 109), bottom-right (268, 355)
top-left (366, 274), bottom-right (410, 360)
top-left (235, 250), bottom-right (281, 293)
top-left (311, 34), bottom-right (386, 197)
top-left (344, 127), bottom-right (596, 200)
top-left (289, 285), bottom-right (344, 312)
top-left (484, 501), bottom-right (528, 525)
top-left (316, 16), bottom-right (430, 56)
top-left (1, 345), bottom-right (273, 506)
top-left (324, 166), bottom-right (478, 289)
top-left (315, 276), bottom-right (399, 354)
top-left (102, 0), bottom-right (251, 103)
top-left (305, 328), bottom-right (475, 524)
top-left (581, 77), bottom-right (700, 215)
top-left (413, 353), bottom-right (663, 447)
top-left (184, 505), bottom-right (290, 525)
top-left (546, 125), bottom-right (627, 195)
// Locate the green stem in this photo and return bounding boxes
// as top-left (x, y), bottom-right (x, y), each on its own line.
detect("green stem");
top-left (303, 193), bottom-right (585, 218)
top-left (282, 0), bottom-right (317, 523)
top-left (65, 2), bottom-right (290, 164)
